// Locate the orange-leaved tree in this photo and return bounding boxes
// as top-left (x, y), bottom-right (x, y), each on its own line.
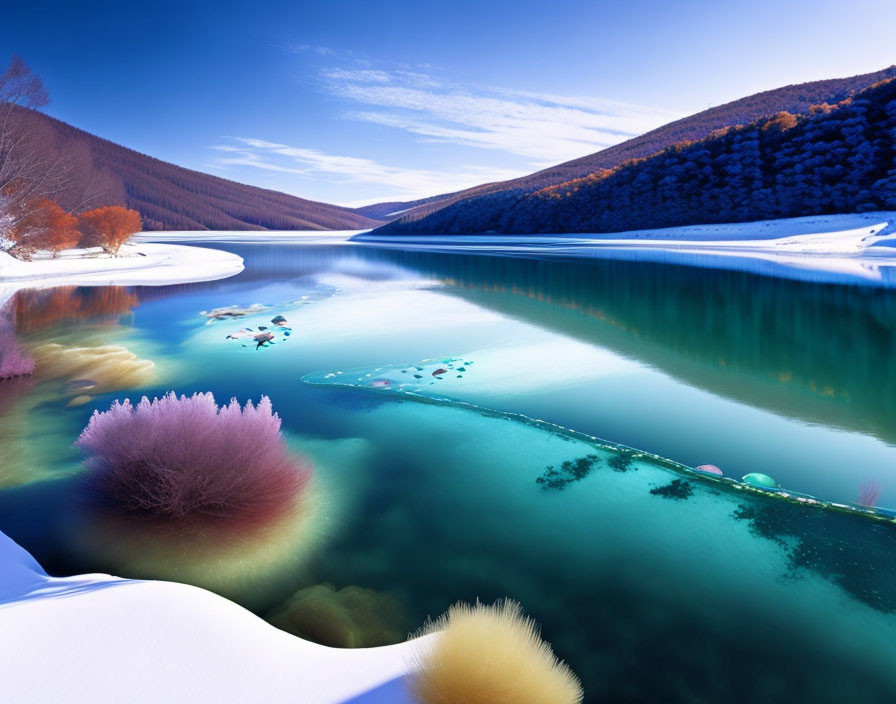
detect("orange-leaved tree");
top-left (78, 206), bottom-right (142, 255)
top-left (9, 197), bottom-right (80, 259)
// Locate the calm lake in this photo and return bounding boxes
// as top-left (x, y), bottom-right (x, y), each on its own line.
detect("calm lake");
top-left (3, 238), bottom-right (896, 703)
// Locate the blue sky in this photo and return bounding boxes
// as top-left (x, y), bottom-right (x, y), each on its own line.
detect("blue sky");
top-left (3, 0), bottom-right (896, 206)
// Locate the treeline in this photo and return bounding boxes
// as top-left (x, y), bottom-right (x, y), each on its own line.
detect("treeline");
top-left (378, 77), bottom-right (896, 235)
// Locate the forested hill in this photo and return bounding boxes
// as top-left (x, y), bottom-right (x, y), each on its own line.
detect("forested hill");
top-left (374, 66), bottom-right (896, 232)
top-left (13, 108), bottom-right (383, 231)
top-left (376, 76), bottom-right (896, 235)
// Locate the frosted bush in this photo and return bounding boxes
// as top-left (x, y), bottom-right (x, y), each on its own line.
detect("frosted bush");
top-left (75, 392), bottom-right (311, 527)
top-left (0, 331), bottom-right (35, 380)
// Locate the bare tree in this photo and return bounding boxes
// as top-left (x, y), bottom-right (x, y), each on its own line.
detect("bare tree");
top-left (0, 54), bottom-right (56, 249)
top-left (0, 55), bottom-right (118, 255)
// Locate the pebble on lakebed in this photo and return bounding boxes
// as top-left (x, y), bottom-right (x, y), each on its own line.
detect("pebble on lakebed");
top-left (742, 472), bottom-right (778, 488)
top-left (66, 395), bottom-right (93, 408)
top-left (200, 303), bottom-right (269, 322)
top-left (695, 464), bottom-right (724, 476)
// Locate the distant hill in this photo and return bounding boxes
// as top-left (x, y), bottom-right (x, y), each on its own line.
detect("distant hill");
top-left (12, 108), bottom-right (383, 231)
top-left (353, 199), bottom-right (435, 220)
top-left (377, 76), bottom-right (896, 236)
top-left (375, 66), bottom-right (896, 233)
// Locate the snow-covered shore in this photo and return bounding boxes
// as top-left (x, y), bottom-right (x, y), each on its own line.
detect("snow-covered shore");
top-left (117, 212), bottom-right (896, 287)
top-left (352, 212), bottom-right (896, 286)
top-left (0, 530), bottom-right (428, 704)
top-left (0, 241), bottom-right (244, 306)
top-left (136, 230), bottom-right (363, 245)
top-left (355, 212), bottom-right (896, 249)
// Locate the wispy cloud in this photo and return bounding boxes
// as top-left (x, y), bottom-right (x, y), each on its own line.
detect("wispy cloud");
top-left (319, 67), bottom-right (682, 163)
top-left (208, 60), bottom-right (681, 204)
top-left (284, 43), bottom-right (334, 56)
top-left (211, 138), bottom-right (527, 205)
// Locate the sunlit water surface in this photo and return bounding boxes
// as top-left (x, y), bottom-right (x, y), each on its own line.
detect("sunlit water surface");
top-left (3, 241), bottom-right (896, 702)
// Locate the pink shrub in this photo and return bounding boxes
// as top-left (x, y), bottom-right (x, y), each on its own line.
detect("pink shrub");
top-left (858, 478), bottom-right (881, 508)
top-left (0, 331), bottom-right (35, 380)
top-left (75, 392), bottom-right (311, 532)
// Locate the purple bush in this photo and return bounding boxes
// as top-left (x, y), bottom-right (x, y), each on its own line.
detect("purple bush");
top-left (0, 331), bottom-right (35, 381)
top-left (858, 478), bottom-right (881, 508)
top-left (75, 392), bottom-right (311, 531)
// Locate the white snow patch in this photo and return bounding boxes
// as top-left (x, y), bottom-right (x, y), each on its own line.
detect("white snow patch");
top-left (0, 530), bottom-right (430, 704)
top-left (354, 212), bottom-right (896, 285)
top-left (0, 242), bottom-right (244, 307)
top-left (137, 230), bottom-right (366, 245)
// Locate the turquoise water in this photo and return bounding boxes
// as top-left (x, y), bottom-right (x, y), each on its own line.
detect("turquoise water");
top-left (3, 242), bottom-right (896, 702)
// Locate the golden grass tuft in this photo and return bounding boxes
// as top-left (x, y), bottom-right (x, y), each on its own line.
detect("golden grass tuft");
top-left (409, 600), bottom-right (583, 704)
top-left (31, 342), bottom-right (154, 392)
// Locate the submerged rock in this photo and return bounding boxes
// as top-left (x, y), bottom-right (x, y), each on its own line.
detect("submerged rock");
top-left (62, 379), bottom-right (97, 392)
top-left (66, 395), bottom-right (93, 408)
top-left (271, 315), bottom-right (288, 326)
top-left (432, 368), bottom-right (448, 377)
top-left (267, 583), bottom-right (404, 648)
top-left (742, 472), bottom-right (777, 488)
top-left (201, 303), bottom-right (269, 321)
top-left (253, 332), bottom-right (275, 349)
top-left (695, 464), bottom-right (724, 476)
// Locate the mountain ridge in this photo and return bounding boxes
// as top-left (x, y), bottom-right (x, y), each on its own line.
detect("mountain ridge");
top-left (12, 108), bottom-right (383, 232)
top-left (375, 75), bottom-right (896, 236)
top-left (374, 65), bottom-right (896, 233)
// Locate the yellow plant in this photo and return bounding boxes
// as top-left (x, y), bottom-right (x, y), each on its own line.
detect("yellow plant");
top-left (409, 599), bottom-right (583, 704)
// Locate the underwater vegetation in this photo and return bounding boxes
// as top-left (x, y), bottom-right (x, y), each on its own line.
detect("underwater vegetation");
top-left (607, 452), bottom-right (636, 472)
top-left (649, 479), bottom-right (694, 500)
top-left (31, 342), bottom-right (154, 399)
top-left (0, 298), bottom-right (35, 381)
top-left (0, 374), bottom-right (34, 417)
top-left (70, 392), bottom-right (321, 602)
top-left (0, 331), bottom-right (35, 380)
top-left (76, 392), bottom-right (310, 531)
top-left (732, 500), bottom-right (896, 612)
top-left (536, 454), bottom-right (601, 490)
top-left (859, 478), bottom-right (882, 508)
top-left (267, 583), bottom-right (404, 648)
top-left (409, 599), bottom-right (583, 704)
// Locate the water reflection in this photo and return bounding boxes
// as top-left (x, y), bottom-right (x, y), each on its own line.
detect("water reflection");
top-left (346, 246), bottom-right (896, 445)
top-left (13, 286), bottom-right (137, 334)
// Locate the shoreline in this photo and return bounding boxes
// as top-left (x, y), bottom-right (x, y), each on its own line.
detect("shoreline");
top-left (351, 212), bottom-right (896, 286)
top-left (0, 241), bottom-right (245, 307)
top-left (0, 528), bottom-right (428, 703)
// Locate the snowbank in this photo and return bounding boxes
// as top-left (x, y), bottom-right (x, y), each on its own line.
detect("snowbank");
top-left (353, 212), bottom-right (896, 286)
top-left (0, 242), bottom-right (244, 304)
top-left (0, 530), bottom-right (428, 704)
top-left (355, 212), bottom-right (896, 248)
top-left (137, 230), bottom-right (364, 245)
